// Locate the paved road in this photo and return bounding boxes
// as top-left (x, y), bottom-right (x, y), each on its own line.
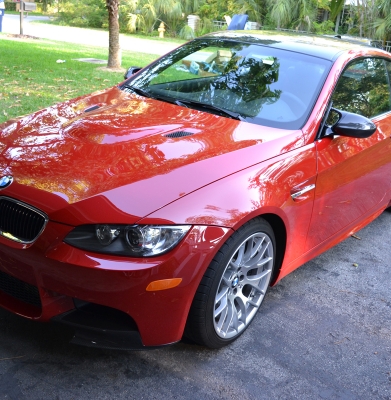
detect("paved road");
top-left (1, 14), bottom-right (180, 55)
top-left (0, 210), bottom-right (390, 399)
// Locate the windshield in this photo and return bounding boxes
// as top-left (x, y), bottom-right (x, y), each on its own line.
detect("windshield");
top-left (123, 38), bottom-right (331, 129)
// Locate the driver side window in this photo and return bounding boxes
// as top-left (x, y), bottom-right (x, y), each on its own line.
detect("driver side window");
top-left (331, 58), bottom-right (391, 119)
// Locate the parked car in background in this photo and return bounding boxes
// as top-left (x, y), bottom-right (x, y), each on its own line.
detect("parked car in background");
top-left (0, 31), bottom-right (391, 349)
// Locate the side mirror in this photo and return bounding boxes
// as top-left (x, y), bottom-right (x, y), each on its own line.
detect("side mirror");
top-left (124, 66), bottom-right (142, 80)
top-left (329, 109), bottom-right (377, 138)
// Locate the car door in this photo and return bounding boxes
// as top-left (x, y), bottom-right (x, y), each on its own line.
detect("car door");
top-left (306, 56), bottom-right (391, 250)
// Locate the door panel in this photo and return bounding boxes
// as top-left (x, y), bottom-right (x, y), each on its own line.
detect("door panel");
top-left (306, 57), bottom-right (391, 250)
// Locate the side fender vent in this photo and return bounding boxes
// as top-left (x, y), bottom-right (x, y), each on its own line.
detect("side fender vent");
top-left (165, 131), bottom-right (194, 138)
top-left (84, 105), bottom-right (101, 113)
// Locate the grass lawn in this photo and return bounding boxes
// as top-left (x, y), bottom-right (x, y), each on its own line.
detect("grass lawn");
top-left (0, 36), bottom-right (158, 124)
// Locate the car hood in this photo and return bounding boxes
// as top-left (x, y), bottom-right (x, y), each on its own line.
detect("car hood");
top-left (0, 86), bottom-right (304, 225)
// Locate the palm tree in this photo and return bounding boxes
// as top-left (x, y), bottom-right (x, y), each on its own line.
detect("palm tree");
top-left (267, 0), bottom-right (316, 32)
top-left (181, 0), bottom-right (202, 15)
top-left (128, 0), bottom-right (200, 35)
top-left (293, 0), bottom-right (317, 31)
top-left (233, 0), bottom-right (264, 23)
top-left (374, 0), bottom-right (391, 42)
top-left (106, 0), bottom-right (121, 69)
top-left (267, 0), bottom-right (294, 29)
top-left (329, 0), bottom-right (345, 33)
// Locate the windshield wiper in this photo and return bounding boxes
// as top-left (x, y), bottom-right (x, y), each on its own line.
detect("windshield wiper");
top-left (123, 87), bottom-right (246, 121)
top-left (122, 85), bottom-right (155, 99)
top-left (123, 85), bottom-right (178, 105)
top-left (175, 99), bottom-right (246, 121)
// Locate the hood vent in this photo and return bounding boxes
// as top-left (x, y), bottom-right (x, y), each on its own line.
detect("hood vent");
top-left (165, 131), bottom-right (194, 138)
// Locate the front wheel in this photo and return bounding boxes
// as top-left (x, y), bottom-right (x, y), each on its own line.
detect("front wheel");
top-left (186, 218), bottom-right (275, 348)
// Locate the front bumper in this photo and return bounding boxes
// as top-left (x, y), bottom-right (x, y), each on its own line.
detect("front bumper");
top-left (52, 300), bottom-right (162, 350)
top-left (0, 221), bottom-right (231, 348)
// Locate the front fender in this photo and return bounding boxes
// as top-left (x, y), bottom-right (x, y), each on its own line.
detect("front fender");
top-left (140, 143), bottom-right (317, 270)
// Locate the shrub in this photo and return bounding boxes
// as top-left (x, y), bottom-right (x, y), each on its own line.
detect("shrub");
top-left (179, 25), bottom-right (195, 40)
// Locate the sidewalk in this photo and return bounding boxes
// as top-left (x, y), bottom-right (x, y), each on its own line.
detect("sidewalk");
top-left (1, 14), bottom-right (181, 56)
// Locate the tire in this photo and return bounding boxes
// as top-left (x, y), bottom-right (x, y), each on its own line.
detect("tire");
top-left (186, 217), bottom-right (276, 348)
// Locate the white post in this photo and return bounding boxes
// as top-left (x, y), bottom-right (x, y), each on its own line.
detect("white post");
top-left (20, 0), bottom-right (24, 35)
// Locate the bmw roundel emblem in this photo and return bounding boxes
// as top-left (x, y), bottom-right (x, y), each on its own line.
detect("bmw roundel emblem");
top-left (0, 176), bottom-right (13, 190)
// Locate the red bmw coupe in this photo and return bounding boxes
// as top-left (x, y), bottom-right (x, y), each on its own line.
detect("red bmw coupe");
top-left (0, 31), bottom-right (390, 349)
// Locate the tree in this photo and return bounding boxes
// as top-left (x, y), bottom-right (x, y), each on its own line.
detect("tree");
top-left (126, 0), bottom-right (201, 35)
top-left (267, 0), bottom-right (293, 29)
top-left (106, 0), bottom-right (121, 69)
top-left (38, 0), bottom-right (391, 43)
top-left (374, 0), bottom-right (391, 42)
top-left (230, 0), bottom-right (265, 23)
top-left (293, 0), bottom-right (317, 31)
top-left (329, 0), bottom-right (345, 33)
top-left (36, 0), bottom-right (52, 12)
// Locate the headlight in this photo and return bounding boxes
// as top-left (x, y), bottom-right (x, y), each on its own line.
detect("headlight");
top-left (64, 224), bottom-right (191, 257)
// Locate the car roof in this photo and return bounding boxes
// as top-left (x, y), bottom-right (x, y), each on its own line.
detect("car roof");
top-left (200, 30), bottom-right (385, 61)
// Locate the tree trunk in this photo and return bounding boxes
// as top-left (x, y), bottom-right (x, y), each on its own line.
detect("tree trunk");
top-left (106, 0), bottom-right (121, 69)
top-left (334, 12), bottom-right (341, 34)
top-left (356, 0), bottom-right (363, 38)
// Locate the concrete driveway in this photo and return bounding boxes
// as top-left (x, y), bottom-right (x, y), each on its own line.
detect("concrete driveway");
top-left (1, 14), bottom-right (180, 56)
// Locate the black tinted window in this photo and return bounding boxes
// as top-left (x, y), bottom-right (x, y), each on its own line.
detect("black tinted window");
top-left (331, 58), bottom-right (391, 118)
top-left (128, 39), bottom-right (331, 129)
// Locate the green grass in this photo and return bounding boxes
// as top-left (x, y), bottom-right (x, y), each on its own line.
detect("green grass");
top-left (6, 11), bottom-right (44, 16)
top-left (0, 37), bottom-right (158, 124)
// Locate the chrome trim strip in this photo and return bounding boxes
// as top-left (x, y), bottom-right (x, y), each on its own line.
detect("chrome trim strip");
top-left (0, 196), bottom-right (49, 244)
top-left (291, 184), bottom-right (316, 200)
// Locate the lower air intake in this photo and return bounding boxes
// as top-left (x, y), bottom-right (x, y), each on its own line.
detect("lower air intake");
top-left (0, 270), bottom-right (42, 308)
